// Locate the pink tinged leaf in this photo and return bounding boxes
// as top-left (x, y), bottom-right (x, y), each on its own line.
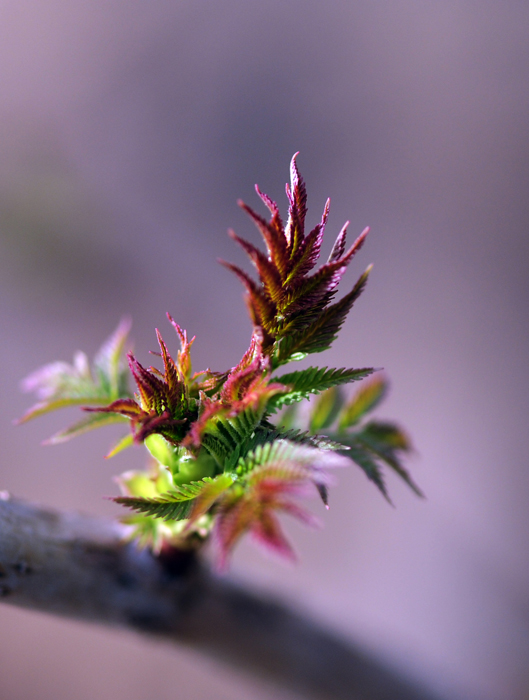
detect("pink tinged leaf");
top-left (213, 496), bottom-right (256, 570)
top-left (284, 152), bottom-right (308, 257)
top-left (83, 398), bottom-right (144, 418)
top-left (289, 153), bottom-right (307, 220)
top-left (284, 227), bottom-right (370, 315)
top-left (238, 200), bottom-right (289, 280)
top-left (250, 511), bottom-right (296, 562)
top-left (127, 353), bottom-right (166, 411)
top-left (228, 230), bottom-right (284, 304)
top-left (254, 185), bottom-right (287, 257)
top-left (166, 313), bottom-right (195, 380)
top-left (147, 363), bottom-right (164, 377)
top-left (255, 185), bottom-right (283, 226)
top-left (272, 498), bottom-right (320, 527)
top-left (220, 348), bottom-right (263, 404)
top-left (193, 369), bottom-right (228, 393)
top-left (328, 221), bottom-right (348, 263)
top-left (289, 265), bottom-right (373, 356)
top-left (15, 396), bottom-right (109, 424)
top-left (286, 198), bottom-right (331, 282)
top-left (230, 379), bottom-right (289, 417)
top-left (341, 225), bottom-right (369, 262)
top-left (155, 329), bottom-right (181, 392)
top-left (234, 329), bottom-right (263, 373)
top-left (185, 474), bottom-right (234, 528)
top-left (20, 358), bottom-right (87, 400)
top-left (219, 260), bottom-right (276, 328)
top-left (183, 397), bottom-right (227, 448)
top-left (281, 263), bottom-right (344, 316)
top-left (155, 329), bottom-right (185, 413)
top-left (133, 411), bottom-right (186, 443)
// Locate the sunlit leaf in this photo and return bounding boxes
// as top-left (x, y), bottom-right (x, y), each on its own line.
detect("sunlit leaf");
top-left (269, 366), bottom-right (374, 411)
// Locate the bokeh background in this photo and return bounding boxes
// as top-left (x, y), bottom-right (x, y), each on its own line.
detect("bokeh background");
top-left (0, 2), bottom-right (528, 699)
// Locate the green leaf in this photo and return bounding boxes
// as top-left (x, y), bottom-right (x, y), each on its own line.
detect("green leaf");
top-left (235, 439), bottom-right (350, 478)
top-left (168, 477), bottom-right (223, 501)
top-left (251, 422), bottom-right (348, 452)
top-left (345, 443), bottom-right (391, 503)
top-left (201, 407), bottom-right (261, 469)
top-left (356, 421), bottom-right (422, 497)
top-left (270, 366), bottom-right (374, 411)
top-left (18, 318), bottom-right (132, 427)
top-left (272, 267), bottom-right (371, 366)
top-left (201, 433), bottom-right (231, 469)
top-left (106, 433), bottom-right (134, 458)
top-left (93, 317), bottom-right (131, 399)
top-left (17, 395), bottom-right (111, 423)
top-left (113, 474), bottom-right (235, 523)
top-left (338, 374), bottom-right (387, 429)
top-left (43, 412), bottom-right (128, 445)
top-left (361, 421), bottom-right (411, 451)
top-left (113, 496), bottom-right (194, 521)
top-left (331, 421), bottom-right (422, 500)
top-left (309, 386), bottom-right (344, 433)
top-left (185, 473), bottom-right (235, 523)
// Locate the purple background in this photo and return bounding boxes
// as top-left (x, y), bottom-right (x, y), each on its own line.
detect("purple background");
top-left (0, 3), bottom-right (528, 699)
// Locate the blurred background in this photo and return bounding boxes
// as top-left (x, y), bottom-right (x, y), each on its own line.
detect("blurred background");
top-left (0, 2), bottom-right (528, 699)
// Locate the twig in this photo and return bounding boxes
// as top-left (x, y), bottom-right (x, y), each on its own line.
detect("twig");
top-left (0, 495), bottom-right (444, 700)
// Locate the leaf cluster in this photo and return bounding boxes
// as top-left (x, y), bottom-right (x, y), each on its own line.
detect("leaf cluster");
top-left (18, 155), bottom-right (420, 567)
top-left (222, 153), bottom-right (371, 368)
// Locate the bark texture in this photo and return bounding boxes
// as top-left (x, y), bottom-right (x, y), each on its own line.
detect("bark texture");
top-left (0, 495), bottom-right (445, 700)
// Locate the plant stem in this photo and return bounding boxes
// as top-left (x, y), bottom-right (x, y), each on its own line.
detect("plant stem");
top-left (0, 495), bottom-right (445, 700)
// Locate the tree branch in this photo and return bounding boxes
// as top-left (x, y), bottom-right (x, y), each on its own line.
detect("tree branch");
top-left (0, 494), bottom-right (444, 700)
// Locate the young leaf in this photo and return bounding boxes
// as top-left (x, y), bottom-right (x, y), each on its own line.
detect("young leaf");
top-left (250, 422), bottom-right (348, 453)
top-left (226, 154), bottom-right (372, 367)
top-left (113, 496), bottom-right (194, 522)
top-left (18, 318), bottom-right (132, 424)
top-left (93, 317), bottom-right (132, 399)
top-left (186, 473), bottom-right (235, 525)
top-left (272, 266), bottom-right (372, 366)
top-left (356, 421), bottom-right (422, 497)
top-left (106, 433), bottom-right (134, 458)
top-left (44, 412), bottom-right (128, 445)
top-left (332, 420), bottom-right (420, 501)
top-left (235, 439), bottom-right (350, 479)
top-left (309, 386), bottom-right (344, 433)
top-left (338, 373), bottom-right (387, 429)
top-left (114, 474), bottom-right (234, 523)
top-left (269, 366), bottom-right (374, 411)
top-left (344, 443), bottom-right (391, 503)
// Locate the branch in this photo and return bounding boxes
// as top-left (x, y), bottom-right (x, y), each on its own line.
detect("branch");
top-left (0, 495), bottom-right (444, 700)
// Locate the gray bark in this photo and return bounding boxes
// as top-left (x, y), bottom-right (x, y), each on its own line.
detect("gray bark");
top-left (0, 494), bottom-right (446, 700)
